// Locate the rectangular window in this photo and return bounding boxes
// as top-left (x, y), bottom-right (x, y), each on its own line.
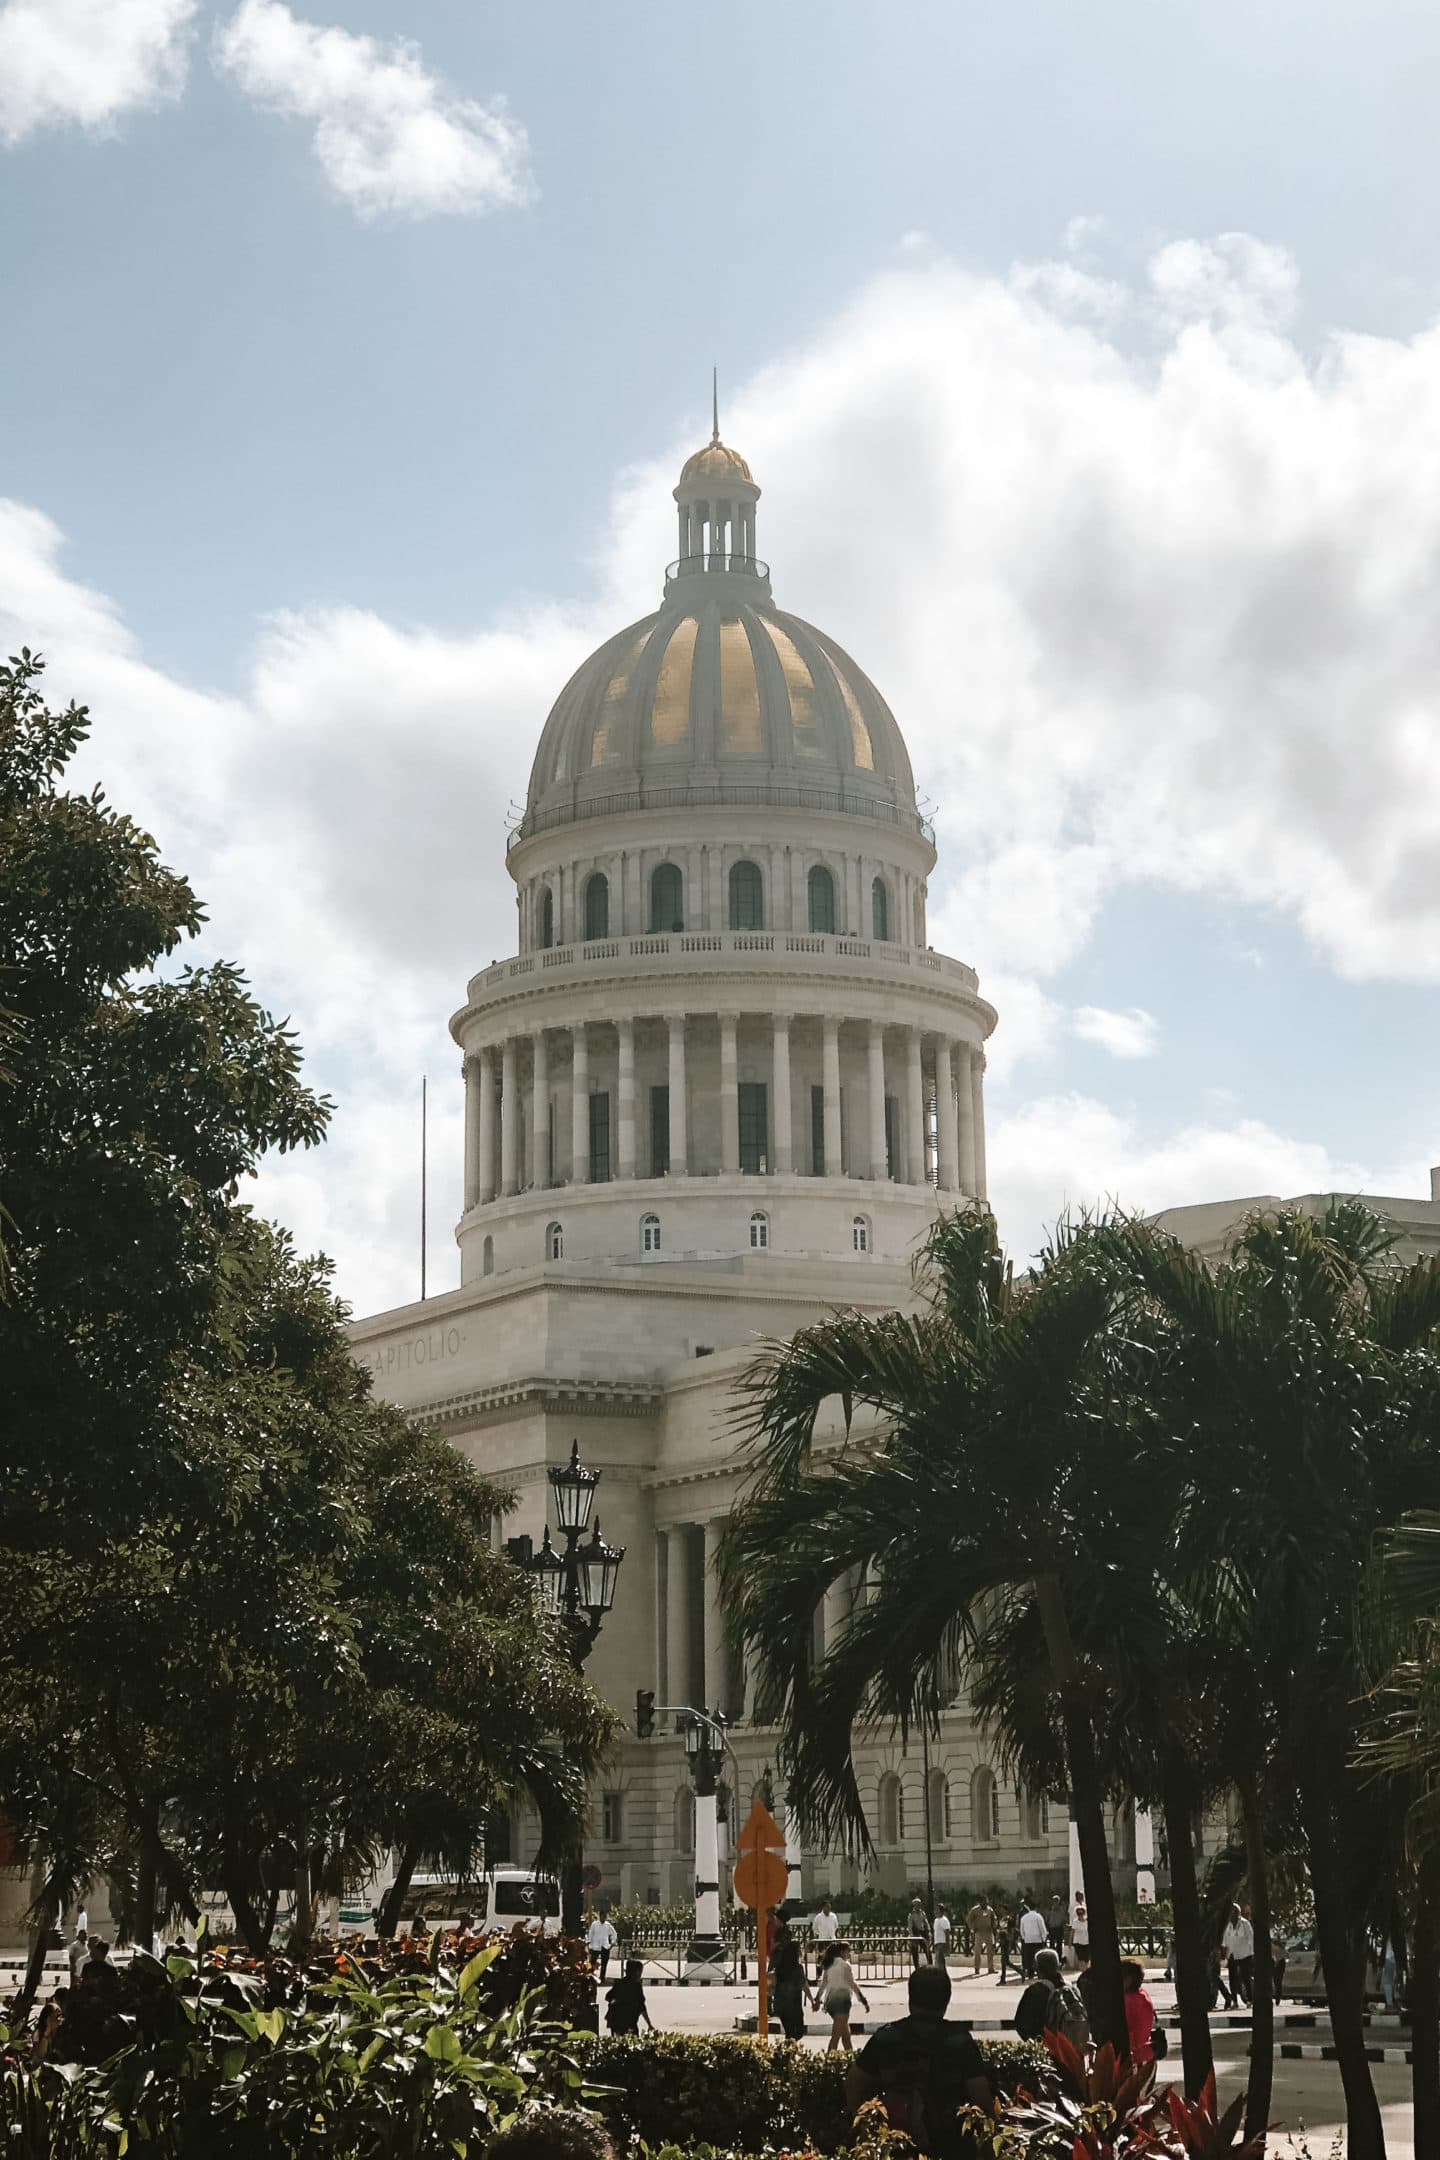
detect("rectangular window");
top-left (650, 1085), bottom-right (670, 1177)
top-left (884, 1095), bottom-right (899, 1181)
top-left (588, 1091), bottom-right (611, 1183)
top-left (811, 1085), bottom-right (825, 1175)
top-left (602, 1791), bottom-right (624, 1844)
top-left (738, 1081), bottom-right (768, 1174)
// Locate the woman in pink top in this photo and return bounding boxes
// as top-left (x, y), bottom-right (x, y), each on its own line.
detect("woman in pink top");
top-left (1122, 1958), bottom-right (1158, 2066)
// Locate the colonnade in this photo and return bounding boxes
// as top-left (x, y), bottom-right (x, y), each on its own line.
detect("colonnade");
top-left (461, 1014), bottom-right (987, 1209)
top-left (656, 1528), bottom-right (872, 1726)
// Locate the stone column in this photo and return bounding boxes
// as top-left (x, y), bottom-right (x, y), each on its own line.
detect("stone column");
top-left (668, 1013), bottom-right (688, 1175)
top-left (789, 851), bottom-right (806, 929)
top-left (772, 1015), bottom-right (793, 1174)
top-left (703, 1521), bottom-right (728, 1716)
top-left (530, 1029), bottom-right (549, 1191)
top-left (955, 1042), bottom-right (977, 1195)
top-left (655, 1528), bottom-right (670, 1704)
top-left (768, 843), bottom-right (786, 930)
top-left (570, 1025), bottom-right (589, 1185)
top-left (972, 1050), bottom-right (988, 1201)
top-left (823, 1574), bottom-right (851, 1657)
top-left (499, 1037), bottom-right (519, 1197)
top-left (686, 847), bottom-right (702, 934)
top-left (905, 1029), bottom-right (925, 1185)
top-left (667, 1524), bottom-right (693, 1707)
top-left (463, 1055), bottom-right (481, 1211)
top-left (617, 1018), bottom-right (637, 1179)
top-left (478, 1045), bottom-right (498, 1203)
top-left (719, 1014), bottom-right (740, 1173)
top-left (936, 1040), bottom-right (959, 1192)
top-left (822, 1018), bottom-right (843, 1177)
top-left (867, 1021), bottom-right (888, 1180)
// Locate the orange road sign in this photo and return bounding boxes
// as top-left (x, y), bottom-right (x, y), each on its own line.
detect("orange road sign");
top-left (733, 1845), bottom-right (788, 1910)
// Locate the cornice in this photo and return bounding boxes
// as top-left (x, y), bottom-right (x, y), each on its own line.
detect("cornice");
top-left (417, 1374), bottom-right (664, 1428)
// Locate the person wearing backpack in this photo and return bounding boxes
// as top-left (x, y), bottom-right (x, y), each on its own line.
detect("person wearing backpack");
top-left (604, 1959), bottom-right (652, 2035)
top-left (847, 1964), bottom-right (995, 2157)
top-left (1013, 1948), bottom-right (1089, 2051)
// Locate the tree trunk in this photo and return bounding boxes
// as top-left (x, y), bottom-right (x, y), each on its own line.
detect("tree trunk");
top-left (13, 1902), bottom-right (56, 2026)
top-left (134, 1840), bottom-right (156, 1956)
top-left (1162, 1756), bottom-right (1213, 2098)
top-left (222, 1863), bottom-right (268, 1955)
top-left (1034, 1574), bottom-right (1126, 2055)
top-left (1239, 1780), bottom-right (1274, 2147)
top-left (378, 1845), bottom-right (419, 1938)
top-left (1303, 1768), bottom-right (1387, 2160)
top-left (1412, 1855), bottom-right (1440, 2158)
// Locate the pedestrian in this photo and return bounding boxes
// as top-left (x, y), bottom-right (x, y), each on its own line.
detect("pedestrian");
top-left (1014, 1946), bottom-right (1090, 2049)
top-left (1047, 1894), bottom-right (1066, 1955)
top-left (818, 1938), bottom-right (870, 2052)
top-left (1270, 1923), bottom-right (1287, 2006)
top-left (847, 1965), bottom-right (995, 2142)
top-left (1121, 1957), bottom-right (1159, 2070)
top-left (1017, 1896), bottom-right (1048, 1981)
top-left (1070, 1891), bottom-right (1089, 1971)
top-left (931, 1903), bottom-right (951, 1970)
top-left (1207, 1943), bottom-right (1234, 2010)
top-left (967, 1896), bottom-right (997, 1975)
top-left (907, 1898), bottom-right (932, 1969)
top-left (604, 1957), bottom-right (653, 2035)
top-left (1382, 1940), bottom-right (1398, 2011)
top-left (996, 1905), bottom-right (1014, 1985)
top-left (1074, 1941), bottom-right (1101, 2030)
top-left (812, 1896), bottom-right (839, 1982)
top-left (80, 1938), bottom-right (119, 1996)
top-left (770, 1922), bottom-right (808, 2042)
top-left (586, 1909), bottom-right (618, 1982)
top-left (1221, 1903), bottom-right (1254, 2007)
top-left (67, 1928), bottom-right (89, 1986)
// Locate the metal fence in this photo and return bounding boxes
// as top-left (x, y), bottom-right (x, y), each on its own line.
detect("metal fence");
top-left (619, 1920), bottom-right (1174, 1981)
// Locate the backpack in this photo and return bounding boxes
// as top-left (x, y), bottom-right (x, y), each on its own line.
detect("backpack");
top-left (1055, 1982), bottom-right (1090, 2049)
top-left (1013, 1981), bottom-right (1054, 2042)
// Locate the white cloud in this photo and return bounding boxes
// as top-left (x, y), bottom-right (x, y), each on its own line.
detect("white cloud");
top-left (1071, 1005), bottom-right (1159, 1059)
top-left (0, 0), bottom-right (194, 144)
top-left (213, 0), bottom-right (531, 221)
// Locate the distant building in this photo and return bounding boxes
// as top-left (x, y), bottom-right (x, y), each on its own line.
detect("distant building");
top-left (1156, 1177), bottom-right (1440, 1264)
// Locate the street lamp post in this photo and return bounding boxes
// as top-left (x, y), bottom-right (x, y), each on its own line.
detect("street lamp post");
top-left (682, 1709), bottom-right (729, 1979)
top-left (515, 1440), bottom-right (625, 1937)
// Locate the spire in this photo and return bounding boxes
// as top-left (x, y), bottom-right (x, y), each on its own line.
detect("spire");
top-left (712, 366), bottom-right (720, 446)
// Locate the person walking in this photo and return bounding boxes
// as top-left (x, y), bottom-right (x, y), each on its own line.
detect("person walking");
top-left (67, 1928), bottom-right (89, 1986)
top-left (1221, 1904), bottom-right (1254, 2007)
top-left (931, 1904), bottom-right (951, 1970)
top-left (996, 1904), bottom-right (1015, 1984)
top-left (907, 1898), bottom-right (932, 1969)
top-left (1208, 1943), bottom-right (1234, 2010)
top-left (968, 1897), bottom-right (997, 1975)
top-left (586, 1910), bottom-right (618, 1983)
top-left (1018, 1896), bottom-right (1048, 1981)
top-left (811, 1897), bottom-right (839, 1982)
top-left (818, 1939), bottom-right (869, 2052)
top-left (770, 1922), bottom-right (809, 2042)
top-left (1046, 1895), bottom-right (1066, 1956)
top-left (1014, 1946), bottom-right (1089, 2048)
top-left (1070, 1892), bottom-right (1089, 1973)
top-left (1270, 1923), bottom-right (1288, 2006)
top-left (604, 1959), bottom-right (653, 2035)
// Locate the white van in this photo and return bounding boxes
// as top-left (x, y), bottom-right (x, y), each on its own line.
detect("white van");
top-left (478, 1871), bottom-right (561, 1937)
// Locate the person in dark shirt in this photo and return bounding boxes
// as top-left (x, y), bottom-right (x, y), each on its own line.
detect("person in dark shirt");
top-left (846, 1965), bottom-right (994, 2157)
top-left (604, 1958), bottom-right (653, 2035)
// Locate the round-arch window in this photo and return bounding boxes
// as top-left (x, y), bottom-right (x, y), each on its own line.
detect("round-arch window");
top-left (871, 876), bottom-right (889, 942)
top-left (641, 1212), bottom-right (661, 1253)
top-left (729, 859), bottom-right (764, 930)
top-left (749, 1210), bottom-right (769, 1250)
top-left (808, 864), bottom-right (836, 934)
top-left (877, 1772), bottom-right (902, 1847)
top-left (852, 1216), bottom-right (870, 1253)
top-left (540, 887), bottom-right (555, 949)
top-left (650, 861), bottom-right (683, 932)
top-left (583, 872), bottom-right (609, 941)
top-left (482, 1234), bottom-right (494, 1276)
top-left (971, 1766), bottom-right (997, 1845)
top-left (546, 1221), bottom-right (564, 1261)
top-left (929, 1768), bottom-right (952, 1843)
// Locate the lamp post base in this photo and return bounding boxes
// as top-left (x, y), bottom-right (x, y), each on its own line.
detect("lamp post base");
top-left (684, 1933), bottom-right (729, 1982)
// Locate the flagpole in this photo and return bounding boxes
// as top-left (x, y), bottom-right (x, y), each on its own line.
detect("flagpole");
top-left (420, 1075), bottom-right (428, 1302)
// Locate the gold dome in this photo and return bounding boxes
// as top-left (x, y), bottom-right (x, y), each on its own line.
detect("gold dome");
top-left (679, 439), bottom-right (754, 485)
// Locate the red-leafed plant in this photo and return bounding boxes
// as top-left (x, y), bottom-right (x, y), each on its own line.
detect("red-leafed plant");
top-left (1148, 2072), bottom-right (1267, 2157)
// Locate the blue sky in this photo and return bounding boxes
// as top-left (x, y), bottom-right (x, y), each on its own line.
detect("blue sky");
top-left (7, 0), bottom-right (1440, 1312)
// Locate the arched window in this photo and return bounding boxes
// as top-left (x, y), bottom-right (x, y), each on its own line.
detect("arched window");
top-left (852, 1215), bottom-right (870, 1254)
top-left (482, 1234), bottom-right (494, 1276)
top-left (929, 1768), bottom-right (952, 1844)
top-left (728, 859), bottom-right (764, 929)
top-left (1020, 1786), bottom-right (1045, 1843)
top-left (545, 1221), bottom-right (564, 1261)
top-left (749, 1210), bottom-right (769, 1250)
top-left (640, 1212), bottom-right (661, 1253)
top-left (808, 864), bottom-right (836, 933)
top-left (674, 1786), bottom-right (695, 1853)
top-left (539, 887), bottom-right (554, 949)
top-left (971, 1765), bottom-right (998, 1845)
top-left (583, 872), bottom-right (609, 941)
top-left (877, 1771), bottom-right (902, 1847)
top-left (650, 861), bottom-right (683, 932)
top-left (871, 876), bottom-right (889, 942)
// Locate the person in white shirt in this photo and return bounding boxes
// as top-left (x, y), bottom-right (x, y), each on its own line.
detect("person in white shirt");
top-left (811, 1898), bottom-right (839, 1980)
top-left (931, 1905), bottom-right (952, 1969)
top-left (67, 1929), bottom-right (89, 1985)
top-left (587, 1912), bottom-right (619, 1981)
top-left (1017, 1897), bottom-right (1049, 1981)
top-left (1222, 1904), bottom-right (1255, 2005)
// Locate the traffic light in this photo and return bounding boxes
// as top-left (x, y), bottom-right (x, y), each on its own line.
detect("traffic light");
top-left (635, 1688), bottom-right (656, 1739)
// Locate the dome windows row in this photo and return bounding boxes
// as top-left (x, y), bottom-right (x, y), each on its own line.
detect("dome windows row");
top-left (535, 859), bottom-right (903, 947)
top-left (478, 1210), bottom-right (872, 1274)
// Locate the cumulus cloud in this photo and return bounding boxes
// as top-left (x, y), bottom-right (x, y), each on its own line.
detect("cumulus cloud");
top-left (1071, 1005), bottom-right (1160, 1059)
top-left (213, 0), bottom-right (531, 220)
top-left (0, 0), bottom-right (194, 144)
top-left (12, 227), bottom-right (1440, 1306)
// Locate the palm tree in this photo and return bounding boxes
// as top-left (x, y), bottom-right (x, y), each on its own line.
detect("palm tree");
top-left (719, 1208), bottom-right (1163, 2057)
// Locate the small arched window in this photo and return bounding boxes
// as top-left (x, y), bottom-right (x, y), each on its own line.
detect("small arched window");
top-left (927, 1769), bottom-right (951, 1843)
top-left (749, 1210), bottom-right (769, 1250)
top-left (808, 864), bottom-right (836, 933)
top-left (877, 1772), bottom-right (902, 1847)
top-left (641, 1212), bottom-right (661, 1253)
top-left (650, 861), bottom-right (684, 932)
top-left (482, 1234), bottom-right (494, 1276)
top-left (871, 876), bottom-right (889, 942)
top-left (539, 887), bottom-right (555, 949)
top-left (852, 1215), bottom-right (870, 1254)
top-left (1020, 1786), bottom-right (1045, 1843)
top-left (729, 859), bottom-right (764, 930)
top-left (546, 1221), bottom-right (564, 1261)
top-left (583, 872), bottom-right (609, 942)
top-left (971, 1765), bottom-right (998, 1845)
top-left (674, 1786), bottom-right (695, 1853)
